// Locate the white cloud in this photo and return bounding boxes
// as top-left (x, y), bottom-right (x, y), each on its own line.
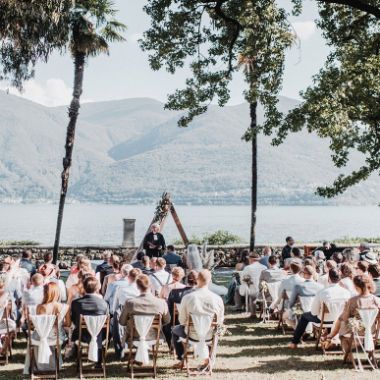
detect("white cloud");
top-left (292, 21), bottom-right (316, 41)
top-left (2, 78), bottom-right (72, 107)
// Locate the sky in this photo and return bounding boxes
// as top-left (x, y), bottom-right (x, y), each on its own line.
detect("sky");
top-left (1, 0), bottom-right (330, 107)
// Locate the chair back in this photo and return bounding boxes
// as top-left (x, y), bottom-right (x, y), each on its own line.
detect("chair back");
top-left (79, 314), bottom-right (109, 362)
top-left (267, 282), bottom-right (281, 300)
top-left (188, 313), bottom-right (217, 360)
top-left (299, 296), bottom-right (314, 312)
top-left (323, 299), bottom-right (347, 322)
top-left (27, 311), bottom-right (58, 365)
top-left (357, 308), bottom-right (379, 352)
top-left (130, 314), bottom-right (161, 365)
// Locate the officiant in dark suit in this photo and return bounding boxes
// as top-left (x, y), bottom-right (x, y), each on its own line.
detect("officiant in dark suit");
top-left (143, 223), bottom-right (166, 258)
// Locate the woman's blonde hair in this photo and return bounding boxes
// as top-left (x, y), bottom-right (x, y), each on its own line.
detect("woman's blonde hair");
top-left (42, 282), bottom-right (61, 304)
top-left (171, 267), bottom-right (185, 281)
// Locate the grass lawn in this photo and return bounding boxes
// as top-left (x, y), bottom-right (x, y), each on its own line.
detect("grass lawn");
top-left (1, 309), bottom-right (378, 380)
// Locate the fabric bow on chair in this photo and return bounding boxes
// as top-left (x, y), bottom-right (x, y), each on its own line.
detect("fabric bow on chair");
top-left (191, 314), bottom-right (213, 360)
top-left (133, 315), bottom-right (155, 365)
top-left (30, 314), bottom-right (56, 364)
top-left (84, 315), bottom-right (107, 362)
top-left (358, 309), bottom-right (378, 352)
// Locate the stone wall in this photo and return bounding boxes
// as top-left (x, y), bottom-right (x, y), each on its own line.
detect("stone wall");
top-left (1, 244), bottom-right (380, 268)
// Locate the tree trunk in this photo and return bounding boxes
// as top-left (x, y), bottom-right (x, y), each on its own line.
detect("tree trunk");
top-left (250, 101), bottom-right (258, 251)
top-left (52, 52), bottom-right (86, 264)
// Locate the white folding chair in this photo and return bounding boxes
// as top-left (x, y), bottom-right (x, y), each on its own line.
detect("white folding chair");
top-left (0, 303), bottom-right (16, 365)
top-left (26, 312), bottom-right (59, 380)
top-left (77, 314), bottom-right (110, 379)
top-left (182, 313), bottom-right (218, 376)
top-left (126, 314), bottom-right (162, 379)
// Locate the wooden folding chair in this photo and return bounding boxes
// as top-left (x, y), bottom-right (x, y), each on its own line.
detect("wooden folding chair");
top-left (27, 311), bottom-right (60, 380)
top-left (0, 301), bottom-right (14, 365)
top-left (182, 314), bottom-right (218, 377)
top-left (342, 309), bottom-right (380, 371)
top-left (277, 291), bottom-right (289, 335)
top-left (127, 314), bottom-right (162, 379)
top-left (77, 315), bottom-right (110, 379)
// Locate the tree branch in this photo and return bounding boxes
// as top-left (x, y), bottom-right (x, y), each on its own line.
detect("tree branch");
top-left (318, 0), bottom-right (380, 19)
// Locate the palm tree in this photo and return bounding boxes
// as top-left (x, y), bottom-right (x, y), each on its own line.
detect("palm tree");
top-left (239, 55), bottom-right (258, 251)
top-left (53, 0), bottom-right (126, 263)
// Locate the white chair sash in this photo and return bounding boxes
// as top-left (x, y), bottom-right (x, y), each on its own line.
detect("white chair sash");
top-left (133, 315), bottom-right (155, 365)
top-left (325, 299), bottom-right (346, 322)
top-left (358, 309), bottom-right (378, 352)
top-left (191, 314), bottom-right (213, 360)
top-left (30, 314), bottom-right (56, 364)
top-left (83, 315), bottom-right (107, 362)
top-left (267, 282), bottom-right (281, 309)
top-left (0, 306), bottom-right (4, 349)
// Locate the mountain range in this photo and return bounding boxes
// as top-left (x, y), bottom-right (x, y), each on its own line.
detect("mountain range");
top-left (0, 90), bottom-right (379, 205)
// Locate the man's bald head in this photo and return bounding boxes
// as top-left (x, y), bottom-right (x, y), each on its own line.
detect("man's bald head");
top-left (31, 273), bottom-right (44, 286)
top-left (198, 269), bottom-right (212, 287)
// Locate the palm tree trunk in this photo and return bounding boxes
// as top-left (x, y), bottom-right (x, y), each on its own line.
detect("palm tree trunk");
top-left (250, 101), bottom-right (258, 251)
top-left (53, 52), bottom-right (86, 264)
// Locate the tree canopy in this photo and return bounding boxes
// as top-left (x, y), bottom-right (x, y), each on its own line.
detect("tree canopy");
top-left (0, 0), bottom-right (71, 88)
top-left (274, 2), bottom-right (380, 197)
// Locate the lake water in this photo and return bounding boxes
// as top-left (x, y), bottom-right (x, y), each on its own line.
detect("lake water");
top-left (0, 204), bottom-right (379, 246)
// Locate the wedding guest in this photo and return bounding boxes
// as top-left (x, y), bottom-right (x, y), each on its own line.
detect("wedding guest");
top-left (172, 270), bottom-right (224, 370)
top-left (358, 242), bottom-right (371, 261)
top-left (324, 275), bottom-right (380, 359)
top-left (19, 250), bottom-right (36, 275)
top-left (289, 269), bottom-right (350, 348)
top-left (281, 236), bottom-right (295, 262)
top-left (143, 223), bottom-right (166, 258)
top-left (140, 255), bottom-right (154, 275)
top-left (339, 263), bottom-right (357, 296)
top-left (259, 255), bottom-right (286, 283)
top-left (318, 260), bottom-right (337, 288)
top-left (356, 261), bottom-right (369, 275)
top-left (368, 264), bottom-right (380, 296)
top-left (160, 266), bottom-right (185, 300)
top-left (259, 246), bottom-right (272, 268)
top-left (95, 251), bottom-right (113, 285)
top-left (22, 273), bottom-right (44, 307)
top-left (288, 265), bottom-right (323, 309)
top-left (163, 245), bottom-right (183, 268)
top-left (101, 255), bottom-right (122, 295)
top-left (132, 251), bottom-right (145, 270)
top-left (150, 258), bottom-right (172, 296)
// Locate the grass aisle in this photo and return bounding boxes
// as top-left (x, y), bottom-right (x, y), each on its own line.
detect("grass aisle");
top-left (0, 310), bottom-right (377, 379)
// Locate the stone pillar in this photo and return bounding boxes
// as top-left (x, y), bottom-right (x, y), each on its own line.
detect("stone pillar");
top-left (122, 219), bottom-right (136, 247)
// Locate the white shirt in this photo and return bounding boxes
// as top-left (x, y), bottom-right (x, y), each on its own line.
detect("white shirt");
top-left (310, 283), bottom-right (351, 320)
top-left (112, 282), bottom-right (140, 315)
top-left (150, 269), bottom-right (172, 295)
top-left (318, 274), bottom-right (329, 288)
top-left (340, 277), bottom-right (358, 296)
top-left (272, 274), bottom-right (304, 308)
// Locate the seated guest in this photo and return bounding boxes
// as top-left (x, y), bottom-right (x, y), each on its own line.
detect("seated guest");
top-left (150, 258), bottom-right (172, 296)
top-left (318, 260), bottom-right (337, 288)
top-left (259, 246), bottom-right (272, 269)
top-left (71, 277), bottom-right (108, 366)
top-left (358, 242), bottom-right (371, 261)
top-left (119, 274), bottom-right (170, 343)
top-left (284, 247), bottom-right (303, 269)
top-left (339, 263), bottom-right (357, 296)
top-left (289, 268), bottom-right (350, 348)
top-left (132, 251), bottom-right (145, 270)
top-left (288, 265), bottom-right (323, 309)
top-left (160, 266), bottom-right (186, 300)
top-left (324, 275), bottom-right (380, 358)
top-left (368, 264), bottom-right (380, 296)
top-left (172, 270), bottom-right (224, 370)
top-left (239, 252), bottom-right (267, 317)
top-left (66, 256), bottom-right (93, 289)
top-left (19, 250), bottom-right (36, 275)
top-left (38, 252), bottom-right (59, 279)
top-left (281, 236), bottom-right (295, 263)
top-left (361, 251), bottom-right (377, 265)
top-left (168, 270), bottom-right (198, 320)
top-left (22, 273), bottom-right (44, 307)
top-left (112, 268), bottom-right (141, 316)
top-left (95, 251), bottom-right (113, 286)
top-left (273, 263), bottom-right (305, 308)
top-left (23, 282), bottom-right (70, 374)
top-left (235, 249), bottom-right (250, 271)
top-left (104, 264), bottom-right (133, 314)
top-left (356, 260), bottom-right (369, 275)
top-left (67, 271), bottom-right (93, 305)
top-left (140, 255), bottom-right (154, 275)
top-left (101, 255), bottom-right (122, 295)
top-left (260, 255), bottom-right (287, 284)
top-left (332, 252), bottom-right (344, 266)
top-left (163, 245), bottom-right (183, 268)
top-left (342, 247), bottom-right (360, 264)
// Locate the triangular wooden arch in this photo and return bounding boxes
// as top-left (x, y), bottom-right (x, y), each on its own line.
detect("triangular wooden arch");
top-left (136, 192), bottom-right (189, 254)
